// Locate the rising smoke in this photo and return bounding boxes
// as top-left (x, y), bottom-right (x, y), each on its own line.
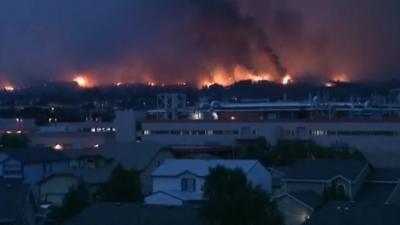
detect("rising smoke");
top-left (0, 0), bottom-right (400, 85)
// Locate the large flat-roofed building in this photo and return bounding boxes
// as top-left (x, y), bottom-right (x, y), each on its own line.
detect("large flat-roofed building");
top-left (140, 120), bottom-right (400, 167)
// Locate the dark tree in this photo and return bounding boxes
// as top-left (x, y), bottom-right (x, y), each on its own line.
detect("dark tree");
top-left (241, 136), bottom-right (272, 160)
top-left (201, 166), bottom-right (282, 225)
top-left (100, 164), bottom-right (143, 202)
top-left (241, 137), bottom-right (364, 166)
top-left (52, 183), bottom-right (90, 223)
top-left (0, 134), bottom-right (31, 149)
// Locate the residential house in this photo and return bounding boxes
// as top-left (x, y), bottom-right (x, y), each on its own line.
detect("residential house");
top-left (304, 182), bottom-right (400, 225)
top-left (275, 190), bottom-right (321, 225)
top-left (38, 164), bottom-right (114, 206)
top-left (0, 179), bottom-right (37, 225)
top-left (0, 148), bottom-right (71, 184)
top-left (99, 141), bottom-right (174, 195)
top-left (276, 159), bottom-right (370, 201)
top-left (63, 202), bottom-right (203, 225)
top-left (145, 159), bottom-right (271, 206)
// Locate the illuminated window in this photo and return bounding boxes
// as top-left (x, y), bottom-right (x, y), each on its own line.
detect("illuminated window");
top-left (143, 130), bottom-right (150, 135)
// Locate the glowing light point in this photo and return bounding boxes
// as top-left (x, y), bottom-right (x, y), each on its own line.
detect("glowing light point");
top-left (4, 86), bottom-right (15, 92)
top-left (282, 74), bottom-right (293, 85)
top-left (116, 82), bottom-right (123, 86)
top-left (325, 82), bottom-right (335, 87)
top-left (53, 144), bottom-right (63, 151)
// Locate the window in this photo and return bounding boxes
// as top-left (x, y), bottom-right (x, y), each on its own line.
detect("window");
top-left (3, 161), bottom-right (22, 177)
top-left (181, 178), bottom-right (196, 192)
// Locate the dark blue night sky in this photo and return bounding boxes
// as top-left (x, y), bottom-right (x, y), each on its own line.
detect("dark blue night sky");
top-left (1, 0), bottom-right (400, 85)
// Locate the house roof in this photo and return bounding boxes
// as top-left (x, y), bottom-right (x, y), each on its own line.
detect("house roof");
top-left (5, 147), bottom-right (70, 163)
top-left (276, 159), bottom-right (368, 183)
top-left (152, 159), bottom-right (259, 177)
top-left (279, 190), bottom-right (321, 211)
top-left (304, 183), bottom-right (400, 225)
top-left (40, 163), bottom-right (115, 185)
top-left (0, 179), bottom-right (31, 223)
top-left (150, 190), bottom-right (204, 202)
top-left (63, 202), bottom-right (203, 225)
top-left (97, 141), bottom-right (171, 171)
top-left (304, 202), bottom-right (400, 225)
top-left (367, 168), bottom-right (400, 183)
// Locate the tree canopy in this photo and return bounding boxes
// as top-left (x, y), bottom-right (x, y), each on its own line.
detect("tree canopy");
top-left (52, 183), bottom-right (90, 223)
top-left (0, 133), bottom-right (30, 149)
top-left (99, 164), bottom-right (143, 202)
top-left (201, 166), bottom-right (282, 225)
top-left (241, 137), bottom-right (364, 166)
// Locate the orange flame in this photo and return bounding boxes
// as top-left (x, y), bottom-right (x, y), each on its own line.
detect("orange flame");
top-left (332, 73), bottom-right (350, 82)
top-left (73, 75), bottom-right (93, 88)
top-left (4, 85), bottom-right (15, 92)
top-left (282, 74), bottom-right (293, 85)
top-left (199, 66), bottom-right (277, 88)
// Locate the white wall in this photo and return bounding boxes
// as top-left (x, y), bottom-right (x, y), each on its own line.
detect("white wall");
top-left (152, 172), bottom-right (204, 195)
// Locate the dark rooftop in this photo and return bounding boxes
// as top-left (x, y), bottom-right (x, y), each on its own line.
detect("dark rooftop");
top-left (366, 168), bottom-right (400, 183)
top-left (276, 159), bottom-right (368, 182)
top-left (287, 190), bottom-right (322, 210)
top-left (5, 147), bottom-right (70, 163)
top-left (63, 202), bottom-right (203, 225)
top-left (304, 183), bottom-right (400, 225)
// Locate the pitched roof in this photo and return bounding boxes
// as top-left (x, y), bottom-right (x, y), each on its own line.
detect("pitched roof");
top-left (152, 159), bottom-right (259, 177)
top-left (0, 179), bottom-right (31, 223)
top-left (276, 159), bottom-right (368, 182)
top-left (97, 141), bottom-right (171, 171)
top-left (279, 190), bottom-right (322, 211)
top-left (5, 147), bottom-right (70, 163)
top-left (63, 202), bottom-right (203, 225)
top-left (367, 168), bottom-right (400, 183)
top-left (304, 183), bottom-right (400, 225)
top-left (40, 164), bottom-right (115, 185)
top-left (150, 190), bottom-right (204, 202)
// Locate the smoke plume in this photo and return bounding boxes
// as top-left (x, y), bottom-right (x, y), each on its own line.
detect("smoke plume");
top-left (0, 0), bottom-right (400, 86)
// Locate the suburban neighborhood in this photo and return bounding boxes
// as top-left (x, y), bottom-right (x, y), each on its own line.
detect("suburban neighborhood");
top-left (1, 0), bottom-right (400, 224)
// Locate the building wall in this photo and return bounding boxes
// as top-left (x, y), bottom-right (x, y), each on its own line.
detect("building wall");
top-left (24, 161), bottom-right (71, 184)
top-left (114, 110), bottom-right (146, 142)
top-left (0, 153), bottom-right (10, 176)
top-left (247, 162), bottom-right (272, 193)
top-left (23, 191), bottom-right (37, 225)
top-left (141, 151), bottom-right (174, 195)
top-left (30, 133), bottom-right (107, 149)
top-left (39, 175), bottom-right (80, 206)
top-left (351, 165), bottom-right (370, 199)
top-left (276, 196), bottom-right (312, 225)
top-left (142, 121), bottom-right (400, 167)
top-left (152, 173), bottom-right (204, 195)
top-left (151, 164), bottom-right (272, 201)
top-left (145, 192), bottom-right (183, 206)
